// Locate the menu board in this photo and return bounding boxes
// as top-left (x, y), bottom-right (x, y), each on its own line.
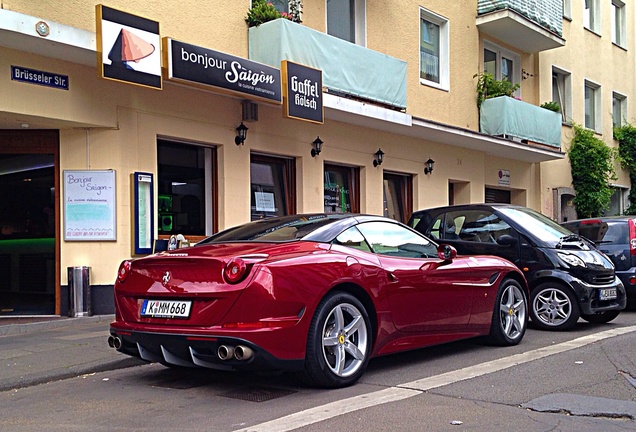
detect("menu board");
top-left (64, 170), bottom-right (116, 241)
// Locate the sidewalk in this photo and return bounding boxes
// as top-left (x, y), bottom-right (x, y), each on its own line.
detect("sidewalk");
top-left (0, 315), bottom-right (144, 392)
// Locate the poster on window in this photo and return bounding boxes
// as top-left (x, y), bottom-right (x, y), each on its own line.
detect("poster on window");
top-left (64, 170), bottom-right (117, 241)
top-left (255, 192), bottom-right (276, 212)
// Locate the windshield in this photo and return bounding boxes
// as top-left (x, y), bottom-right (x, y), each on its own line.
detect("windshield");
top-left (199, 215), bottom-right (343, 243)
top-left (497, 207), bottom-right (573, 244)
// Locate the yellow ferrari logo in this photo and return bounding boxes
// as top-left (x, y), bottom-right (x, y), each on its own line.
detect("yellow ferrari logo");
top-left (339, 334), bottom-right (345, 344)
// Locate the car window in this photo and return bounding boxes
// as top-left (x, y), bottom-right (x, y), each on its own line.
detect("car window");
top-left (602, 222), bottom-right (628, 244)
top-left (430, 216), bottom-right (443, 239)
top-left (498, 206), bottom-right (570, 243)
top-left (356, 221), bottom-right (437, 258)
top-left (333, 226), bottom-right (373, 253)
top-left (446, 210), bottom-right (510, 243)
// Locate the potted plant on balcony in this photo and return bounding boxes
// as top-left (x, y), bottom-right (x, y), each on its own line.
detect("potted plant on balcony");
top-left (245, 0), bottom-right (302, 27)
top-left (474, 72), bottom-right (520, 108)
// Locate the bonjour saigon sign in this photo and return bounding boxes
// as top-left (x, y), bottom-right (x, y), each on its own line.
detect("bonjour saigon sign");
top-left (164, 38), bottom-right (282, 104)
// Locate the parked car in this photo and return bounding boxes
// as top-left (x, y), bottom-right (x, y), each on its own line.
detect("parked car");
top-left (109, 214), bottom-right (528, 388)
top-left (562, 216), bottom-right (636, 310)
top-left (408, 204), bottom-right (626, 331)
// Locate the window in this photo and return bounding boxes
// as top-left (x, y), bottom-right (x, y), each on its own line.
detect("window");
top-left (270, 0), bottom-right (289, 13)
top-left (157, 140), bottom-right (215, 236)
top-left (356, 221), bottom-right (437, 258)
top-left (250, 154), bottom-right (296, 220)
top-left (445, 210), bottom-right (511, 243)
top-left (584, 80), bottom-right (601, 132)
top-left (327, 0), bottom-right (365, 45)
top-left (419, 8), bottom-right (449, 90)
top-left (483, 42), bottom-right (520, 97)
top-left (606, 186), bottom-right (628, 216)
top-left (613, 92), bottom-right (627, 128)
top-left (324, 164), bottom-right (359, 213)
top-left (583, 0), bottom-right (600, 33)
top-left (612, 1), bottom-right (626, 47)
top-left (552, 67), bottom-right (572, 123)
top-left (563, 0), bottom-right (571, 19)
top-left (383, 172), bottom-right (412, 224)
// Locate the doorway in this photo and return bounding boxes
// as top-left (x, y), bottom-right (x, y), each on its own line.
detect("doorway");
top-left (0, 131), bottom-right (59, 315)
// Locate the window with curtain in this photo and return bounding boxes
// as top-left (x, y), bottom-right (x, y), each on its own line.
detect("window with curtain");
top-left (250, 154), bottom-right (296, 220)
top-left (419, 8), bottom-right (449, 89)
top-left (324, 164), bottom-right (359, 213)
top-left (157, 139), bottom-right (215, 236)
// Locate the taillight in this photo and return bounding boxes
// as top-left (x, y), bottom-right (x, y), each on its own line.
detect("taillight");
top-left (117, 260), bottom-right (131, 283)
top-left (223, 258), bottom-right (247, 284)
top-left (630, 220), bottom-right (636, 256)
top-left (580, 219), bottom-right (602, 225)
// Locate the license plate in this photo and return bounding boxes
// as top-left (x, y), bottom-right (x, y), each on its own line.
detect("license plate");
top-left (140, 300), bottom-right (192, 318)
top-left (599, 288), bottom-right (617, 301)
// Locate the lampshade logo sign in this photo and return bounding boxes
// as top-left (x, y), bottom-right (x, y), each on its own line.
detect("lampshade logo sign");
top-left (282, 60), bottom-right (323, 124)
top-left (96, 5), bottom-right (162, 89)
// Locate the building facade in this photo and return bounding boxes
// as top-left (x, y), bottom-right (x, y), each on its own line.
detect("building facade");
top-left (0, 0), bottom-right (631, 316)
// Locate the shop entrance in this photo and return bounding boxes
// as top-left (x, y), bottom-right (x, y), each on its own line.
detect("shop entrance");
top-left (0, 131), bottom-right (59, 315)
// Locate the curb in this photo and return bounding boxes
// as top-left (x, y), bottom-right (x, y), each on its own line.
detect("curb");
top-left (0, 314), bottom-right (115, 337)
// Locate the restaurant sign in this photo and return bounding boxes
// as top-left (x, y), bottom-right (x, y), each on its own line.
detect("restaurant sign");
top-left (164, 38), bottom-right (282, 104)
top-left (282, 60), bottom-right (323, 124)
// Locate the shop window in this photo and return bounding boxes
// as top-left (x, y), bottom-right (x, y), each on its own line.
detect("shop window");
top-left (327, 0), bottom-right (365, 45)
top-left (383, 172), bottom-right (412, 224)
top-left (324, 164), bottom-right (359, 213)
top-left (157, 140), bottom-right (216, 237)
top-left (250, 154), bottom-right (296, 220)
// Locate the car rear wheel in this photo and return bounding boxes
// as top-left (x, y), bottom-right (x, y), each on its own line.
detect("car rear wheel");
top-left (530, 282), bottom-right (580, 330)
top-left (488, 278), bottom-right (527, 345)
top-left (302, 291), bottom-right (371, 388)
top-left (581, 310), bottom-right (620, 324)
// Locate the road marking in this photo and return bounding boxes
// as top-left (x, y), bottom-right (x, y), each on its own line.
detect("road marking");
top-left (235, 325), bottom-right (636, 432)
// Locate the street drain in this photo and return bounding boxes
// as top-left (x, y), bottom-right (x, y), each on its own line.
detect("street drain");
top-left (220, 385), bottom-right (297, 402)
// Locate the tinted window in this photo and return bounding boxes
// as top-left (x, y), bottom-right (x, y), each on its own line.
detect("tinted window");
top-left (357, 221), bottom-right (437, 258)
top-left (445, 210), bottom-right (510, 243)
top-left (201, 215), bottom-right (339, 242)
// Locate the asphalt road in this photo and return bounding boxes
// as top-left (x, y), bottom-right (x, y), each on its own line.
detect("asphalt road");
top-left (2, 313), bottom-right (636, 431)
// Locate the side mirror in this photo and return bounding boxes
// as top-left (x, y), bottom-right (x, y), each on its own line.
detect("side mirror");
top-left (497, 234), bottom-right (518, 246)
top-left (437, 244), bottom-right (457, 260)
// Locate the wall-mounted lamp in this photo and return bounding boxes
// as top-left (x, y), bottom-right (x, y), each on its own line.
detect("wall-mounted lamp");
top-left (235, 122), bottom-right (248, 145)
top-left (311, 136), bottom-right (323, 157)
top-left (373, 148), bottom-right (384, 167)
top-left (424, 158), bottom-right (435, 175)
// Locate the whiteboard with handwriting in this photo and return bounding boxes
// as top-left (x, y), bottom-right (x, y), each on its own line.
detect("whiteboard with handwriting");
top-left (64, 170), bottom-right (116, 241)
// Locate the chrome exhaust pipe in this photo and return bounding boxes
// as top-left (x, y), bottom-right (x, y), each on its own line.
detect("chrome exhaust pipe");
top-left (108, 335), bottom-right (122, 350)
top-left (234, 345), bottom-right (254, 361)
top-left (217, 345), bottom-right (234, 361)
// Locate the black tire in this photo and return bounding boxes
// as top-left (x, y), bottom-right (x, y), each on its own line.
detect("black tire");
top-left (530, 282), bottom-right (580, 331)
top-left (487, 278), bottom-right (527, 346)
top-left (581, 310), bottom-right (620, 324)
top-left (302, 291), bottom-right (372, 388)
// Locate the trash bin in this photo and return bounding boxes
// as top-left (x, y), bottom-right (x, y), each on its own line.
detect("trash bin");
top-left (68, 266), bottom-right (91, 317)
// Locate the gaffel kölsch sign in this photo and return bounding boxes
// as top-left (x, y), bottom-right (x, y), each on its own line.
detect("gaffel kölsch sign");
top-left (282, 60), bottom-right (323, 124)
top-left (163, 38), bottom-right (281, 104)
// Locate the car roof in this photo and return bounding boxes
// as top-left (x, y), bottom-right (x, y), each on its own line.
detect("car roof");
top-left (411, 203), bottom-right (524, 217)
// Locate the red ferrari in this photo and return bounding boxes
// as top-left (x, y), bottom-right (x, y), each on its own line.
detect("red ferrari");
top-left (109, 214), bottom-right (528, 388)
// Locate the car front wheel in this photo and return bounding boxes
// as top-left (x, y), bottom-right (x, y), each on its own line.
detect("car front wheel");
top-left (530, 282), bottom-right (580, 330)
top-left (488, 278), bottom-right (527, 345)
top-left (302, 292), bottom-right (372, 388)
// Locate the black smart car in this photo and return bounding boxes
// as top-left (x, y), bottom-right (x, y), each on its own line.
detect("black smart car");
top-left (409, 204), bottom-right (626, 330)
top-left (562, 216), bottom-right (636, 310)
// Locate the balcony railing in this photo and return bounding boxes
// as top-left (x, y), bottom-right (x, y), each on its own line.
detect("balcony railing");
top-left (249, 19), bottom-right (407, 110)
top-left (477, 0), bottom-right (565, 53)
top-left (480, 96), bottom-right (561, 148)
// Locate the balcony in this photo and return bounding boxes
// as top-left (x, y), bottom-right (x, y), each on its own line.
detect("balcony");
top-left (477, 0), bottom-right (565, 53)
top-left (248, 19), bottom-right (407, 110)
top-left (480, 96), bottom-right (561, 148)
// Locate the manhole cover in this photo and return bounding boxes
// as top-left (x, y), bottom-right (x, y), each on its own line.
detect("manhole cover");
top-left (220, 385), bottom-right (297, 402)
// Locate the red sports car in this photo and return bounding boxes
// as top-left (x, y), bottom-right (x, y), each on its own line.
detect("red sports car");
top-left (109, 214), bottom-right (528, 388)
